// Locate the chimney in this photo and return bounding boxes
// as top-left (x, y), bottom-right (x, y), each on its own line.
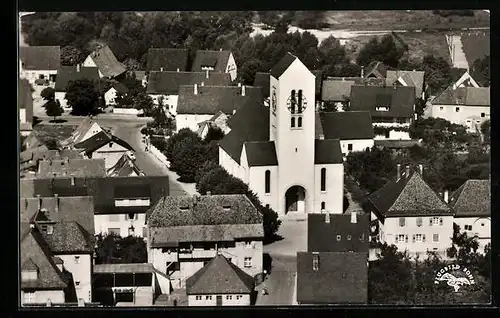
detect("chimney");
top-left (241, 85), bottom-right (246, 97)
top-left (176, 68), bottom-right (179, 72)
top-left (325, 212), bottom-right (330, 223)
top-left (418, 164), bottom-right (423, 175)
top-left (77, 64), bottom-right (80, 72)
top-left (201, 82), bottom-right (205, 87)
top-left (319, 134), bottom-right (325, 140)
top-left (206, 69), bottom-right (209, 79)
top-left (361, 66), bottom-right (364, 78)
top-left (54, 194), bottom-right (59, 214)
top-left (396, 164), bottom-right (401, 181)
top-left (194, 84), bottom-right (198, 95)
top-left (71, 176), bottom-right (75, 186)
top-left (37, 194), bottom-right (42, 210)
top-left (219, 48), bottom-right (223, 51)
top-left (160, 67), bottom-right (164, 72)
top-left (405, 165), bottom-right (410, 178)
top-left (207, 191), bottom-right (211, 196)
top-left (232, 109), bottom-right (236, 115)
top-left (238, 83), bottom-right (241, 87)
top-left (444, 190), bottom-right (449, 203)
top-left (351, 211), bottom-right (357, 224)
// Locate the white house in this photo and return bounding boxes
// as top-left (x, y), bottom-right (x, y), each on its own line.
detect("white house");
top-left (367, 164), bottom-right (454, 259)
top-left (219, 53), bottom-right (344, 217)
top-left (82, 45), bottom-right (127, 79)
top-left (104, 83), bottom-right (129, 106)
top-left (191, 50), bottom-right (238, 81)
top-left (60, 117), bottom-right (105, 148)
top-left (19, 46), bottom-right (61, 85)
top-left (196, 111), bottom-right (231, 139)
top-left (385, 70), bottom-right (426, 100)
top-left (449, 179), bottom-right (491, 254)
top-left (54, 65), bottom-right (100, 108)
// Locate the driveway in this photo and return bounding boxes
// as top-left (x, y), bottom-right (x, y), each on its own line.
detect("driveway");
top-left (264, 219), bottom-right (307, 257)
top-left (255, 255), bottom-right (297, 306)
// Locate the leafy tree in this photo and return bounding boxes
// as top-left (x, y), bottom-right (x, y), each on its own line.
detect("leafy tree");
top-left (318, 36), bottom-right (347, 68)
top-left (95, 233), bottom-right (147, 264)
top-left (61, 45), bottom-right (87, 66)
top-left (43, 99), bottom-right (63, 122)
top-left (345, 147), bottom-right (395, 193)
top-left (66, 79), bottom-right (100, 116)
top-left (194, 160), bottom-right (219, 184)
top-left (422, 54), bottom-right (452, 96)
top-left (170, 138), bottom-right (209, 182)
top-left (480, 119), bottom-right (490, 144)
top-left (447, 223), bottom-right (480, 265)
top-left (470, 55), bottom-right (490, 87)
top-left (203, 126), bottom-right (225, 143)
top-left (238, 59), bottom-right (264, 86)
top-left (40, 87), bottom-right (55, 101)
top-left (356, 35), bottom-right (404, 68)
top-left (258, 11), bottom-right (282, 28)
top-left (293, 11), bottom-right (329, 29)
top-left (165, 128), bottom-right (201, 160)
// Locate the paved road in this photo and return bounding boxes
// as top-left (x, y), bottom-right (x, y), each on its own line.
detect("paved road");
top-left (447, 35), bottom-right (470, 71)
top-left (255, 255), bottom-right (297, 306)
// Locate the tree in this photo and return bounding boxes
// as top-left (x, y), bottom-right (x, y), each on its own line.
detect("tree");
top-left (95, 234), bottom-right (147, 264)
top-left (61, 45), bottom-right (87, 66)
top-left (170, 137), bottom-right (207, 182)
top-left (480, 119), bottom-right (490, 145)
top-left (43, 99), bottom-right (63, 122)
top-left (470, 55), bottom-right (490, 87)
top-left (66, 79), bottom-right (101, 116)
top-left (356, 35), bottom-right (404, 68)
top-left (203, 126), bottom-right (225, 143)
top-left (422, 54), bottom-right (452, 96)
top-left (165, 128), bottom-right (202, 160)
top-left (238, 58), bottom-right (265, 85)
top-left (447, 223), bottom-right (480, 265)
top-left (40, 87), bottom-right (55, 101)
top-left (194, 160), bottom-right (219, 184)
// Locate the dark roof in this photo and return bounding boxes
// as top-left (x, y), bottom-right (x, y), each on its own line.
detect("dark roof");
top-left (244, 141), bottom-right (278, 167)
top-left (73, 131), bottom-right (134, 154)
top-left (106, 154), bottom-right (144, 177)
top-left (314, 139), bottom-right (343, 164)
top-left (146, 48), bottom-right (189, 72)
top-left (191, 50), bottom-right (232, 73)
top-left (19, 79), bottom-right (34, 123)
top-left (219, 101), bottom-right (269, 164)
top-left (432, 87), bottom-right (490, 106)
top-left (112, 82), bottom-right (129, 94)
top-left (88, 45), bottom-right (127, 78)
top-left (270, 52), bottom-right (297, 79)
top-left (20, 46), bottom-right (61, 70)
top-left (115, 184), bottom-right (151, 198)
top-left (364, 61), bottom-right (388, 79)
top-left (186, 254), bottom-right (254, 295)
top-left (350, 85), bottom-right (416, 118)
top-left (449, 179), bottom-right (490, 217)
top-left (94, 263), bottom-right (153, 274)
top-left (60, 117), bottom-right (103, 147)
top-left (27, 124), bottom-right (79, 149)
top-left (318, 111), bottom-right (374, 140)
top-left (374, 139), bottom-right (422, 149)
top-left (253, 72), bottom-right (270, 98)
top-left (326, 77), bottom-right (386, 86)
top-left (177, 85), bottom-right (263, 115)
top-left (54, 66), bottom-right (100, 92)
top-left (37, 159), bottom-right (106, 178)
top-left (367, 167), bottom-right (452, 218)
top-left (146, 71), bottom-right (231, 95)
top-left (296, 252), bottom-right (368, 304)
top-left (42, 222), bottom-right (94, 254)
top-left (308, 213), bottom-right (370, 253)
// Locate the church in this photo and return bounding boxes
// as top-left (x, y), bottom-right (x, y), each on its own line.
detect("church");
top-left (219, 53), bottom-right (345, 217)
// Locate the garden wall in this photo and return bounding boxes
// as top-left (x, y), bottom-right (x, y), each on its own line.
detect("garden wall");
top-left (112, 108), bottom-right (140, 115)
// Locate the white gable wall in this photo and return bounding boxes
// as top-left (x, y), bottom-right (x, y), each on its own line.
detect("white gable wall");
top-left (339, 139), bottom-right (374, 156)
top-left (225, 53), bottom-right (237, 81)
top-left (176, 114), bottom-right (213, 133)
top-left (82, 56), bottom-right (104, 78)
top-left (430, 104), bottom-right (490, 130)
top-left (313, 163), bottom-right (344, 214)
top-left (93, 142), bottom-right (130, 169)
top-left (454, 216), bottom-right (490, 254)
top-left (104, 87), bottom-right (118, 106)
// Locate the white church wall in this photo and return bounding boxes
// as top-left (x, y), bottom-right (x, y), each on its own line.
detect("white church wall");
top-left (248, 165), bottom-right (279, 210)
top-left (339, 139), bottom-right (374, 156)
top-left (313, 163), bottom-right (344, 215)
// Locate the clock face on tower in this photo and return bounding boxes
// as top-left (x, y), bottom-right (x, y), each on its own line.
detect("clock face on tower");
top-left (271, 89), bottom-right (277, 113)
top-left (286, 91), bottom-right (307, 113)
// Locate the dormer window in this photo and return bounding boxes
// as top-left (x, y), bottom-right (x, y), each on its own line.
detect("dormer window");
top-left (375, 106), bottom-right (390, 112)
top-left (47, 224), bottom-right (54, 235)
top-left (222, 205), bottom-right (231, 210)
top-left (312, 253), bottom-right (319, 271)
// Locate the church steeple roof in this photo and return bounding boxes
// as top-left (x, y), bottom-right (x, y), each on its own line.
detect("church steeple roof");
top-left (270, 52), bottom-right (297, 79)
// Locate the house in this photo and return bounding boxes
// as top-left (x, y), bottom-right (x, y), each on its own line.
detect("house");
top-left (19, 78), bottom-right (34, 136)
top-left (219, 53), bottom-right (344, 217)
top-left (350, 85), bottom-right (416, 140)
top-left (93, 263), bottom-right (156, 306)
top-left (19, 46), bottom-right (61, 84)
top-left (37, 158), bottom-right (107, 178)
top-left (385, 70), bottom-right (426, 100)
top-left (449, 179), bottom-right (491, 253)
top-left (363, 61), bottom-right (389, 79)
top-left (106, 153), bottom-right (144, 177)
top-left (430, 87), bottom-right (490, 132)
top-left (146, 70), bottom-right (231, 116)
top-left (20, 147), bottom-right (82, 175)
top-left (104, 83), bottom-right (129, 106)
top-left (186, 254), bottom-right (255, 306)
top-left (176, 84), bottom-right (262, 132)
top-left (449, 68), bottom-right (480, 89)
top-left (317, 111), bottom-right (374, 157)
top-left (296, 252), bottom-right (368, 304)
top-left (366, 164), bottom-right (454, 258)
top-left (191, 50), bottom-right (237, 81)
top-left (253, 72), bottom-right (270, 99)
top-left (23, 124), bottom-right (80, 150)
top-left (72, 131), bottom-right (135, 169)
top-left (196, 111), bottom-right (230, 139)
top-left (54, 66), bottom-right (100, 108)
top-left (60, 117), bottom-right (105, 149)
top-left (146, 48), bottom-right (189, 72)
top-left (20, 195), bottom-right (95, 303)
top-left (147, 194), bottom-right (264, 292)
top-left (82, 45), bottom-right (127, 79)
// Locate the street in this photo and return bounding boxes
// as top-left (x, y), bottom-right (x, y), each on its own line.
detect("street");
top-left (255, 255), bottom-right (297, 306)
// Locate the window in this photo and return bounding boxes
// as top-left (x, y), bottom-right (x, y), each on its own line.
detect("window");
top-left (439, 217), bottom-right (443, 226)
top-left (465, 225), bottom-right (472, 231)
top-left (23, 292), bottom-right (35, 304)
top-left (336, 235), bottom-right (342, 241)
top-left (39, 74), bottom-right (45, 79)
top-left (399, 217), bottom-right (406, 227)
top-left (265, 170), bottom-right (271, 194)
top-left (74, 256), bottom-right (80, 264)
top-left (265, 204), bottom-right (270, 209)
top-left (481, 113), bottom-right (485, 118)
top-left (320, 168), bottom-right (326, 192)
top-left (205, 295), bottom-right (212, 300)
top-left (439, 106), bottom-right (444, 111)
top-left (226, 295), bottom-right (232, 300)
top-left (481, 223), bottom-right (485, 227)
top-left (47, 225), bottom-right (54, 235)
top-left (236, 295), bottom-right (242, 300)
top-left (109, 142), bottom-right (113, 148)
top-left (414, 234), bottom-right (423, 242)
top-left (312, 254), bottom-right (319, 271)
top-left (108, 228), bottom-right (120, 236)
top-left (433, 234), bottom-right (439, 242)
top-left (455, 107), bottom-right (460, 112)
top-left (430, 217), bottom-right (440, 226)
top-left (244, 257), bottom-right (252, 268)
top-left (347, 235), bottom-right (352, 241)
top-left (416, 217), bottom-right (422, 227)
top-left (396, 234), bottom-right (406, 243)
top-left (384, 130), bottom-right (390, 138)
top-left (128, 227), bottom-right (135, 236)
top-left (196, 296), bottom-right (202, 300)
top-left (298, 90), bottom-right (303, 113)
top-left (75, 281), bottom-right (81, 287)
top-left (359, 233), bottom-right (365, 241)
top-left (143, 227), bottom-right (147, 238)
top-left (297, 116), bottom-right (302, 127)
top-left (321, 202), bottom-right (325, 211)
top-left (347, 144), bottom-right (353, 151)
top-left (291, 117), bottom-right (295, 128)
top-left (244, 241), bottom-right (252, 248)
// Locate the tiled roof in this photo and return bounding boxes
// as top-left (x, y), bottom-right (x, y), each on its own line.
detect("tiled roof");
top-left (88, 45), bottom-right (127, 78)
top-left (315, 112), bottom-right (324, 137)
top-left (374, 139), bottom-right (422, 149)
top-left (364, 61), bottom-right (388, 79)
top-left (54, 66), bottom-right (100, 92)
top-left (191, 50), bottom-right (232, 73)
top-left (146, 48), bottom-right (189, 72)
top-left (270, 52), bottom-right (297, 79)
top-left (449, 179), bottom-right (491, 217)
top-left (176, 85), bottom-right (263, 115)
top-left (432, 87), bottom-right (490, 106)
top-left (38, 158), bottom-right (106, 178)
top-left (308, 213), bottom-right (370, 253)
top-left (318, 111), bottom-right (374, 140)
top-left (20, 145), bottom-right (50, 164)
top-left (367, 167), bottom-right (452, 218)
top-left (27, 124), bottom-right (79, 149)
top-left (22, 258), bottom-right (39, 271)
top-left (253, 72), bottom-right (270, 98)
top-left (186, 254), bottom-right (254, 295)
top-left (325, 77), bottom-right (386, 86)
top-left (296, 252), bottom-right (368, 304)
top-left (314, 139), bottom-right (343, 164)
top-left (112, 82), bottom-right (129, 94)
top-left (60, 117), bottom-right (103, 147)
top-left (350, 85), bottom-right (416, 118)
top-left (321, 79), bottom-right (356, 101)
top-left (20, 46), bottom-right (61, 70)
top-left (386, 70), bottom-right (425, 98)
top-left (146, 71), bottom-right (231, 95)
top-left (107, 154), bottom-right (144, 177)
top-left (42, 221), bottom-right (94, 253)
top-left (244, 141), bottom-right (278, 167)
top-left (94, 263), bottom-right (154, 274)
top-left (73, 131), bottom-right (134, 154)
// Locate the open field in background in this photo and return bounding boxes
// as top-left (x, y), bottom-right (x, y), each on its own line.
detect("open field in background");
top-left (460, 31), bottom-right (490, 67)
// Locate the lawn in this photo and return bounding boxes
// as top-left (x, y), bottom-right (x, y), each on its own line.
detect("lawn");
top-left (460, 30), bottom-right (490, 68)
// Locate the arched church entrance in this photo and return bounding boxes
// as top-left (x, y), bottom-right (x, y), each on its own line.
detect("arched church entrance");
top-left (285, 186), bottom-right (306, 214)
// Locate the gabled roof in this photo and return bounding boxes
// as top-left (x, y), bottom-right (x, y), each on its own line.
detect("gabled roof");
top-left (176, 85), bottom-right (262, 115)
top-left (146, 71), bottom-right (231, 95)
top-left (318, 111), bottom-right (374, 140)
top-left (111, 82), bottom-right (129, 94)
top-left (432, 87), bottom-right (490, 106)
top-left (350, 85), bottom-right (416, 118)
top-left (20, 46), bottom-right (61, 70)
top-left (186, 254), bottom-right (254, 295)
top-left (321, 79), bottom-right (356, 101)
top-left (364, 61), bottom-right (388, 79)
top-left (88, 45), bottom-right (127, 78)
top-left (54, 66), bottom-right (100, 92)
top-left (386, 70), bottom-right (425, 98)
top-left (296, 252), bottom-right (368, 304)
top-left (42, 221), bottom-right (94, 254)
top-left (308, 213), bottom-right (370, 253)
top-left (20, 145), bottom-right (50, 164)
top-left (367, 167), bottom-right (452, 218)
top-left (22, 258), bottom-right (39, 271)
top-left (314, 139), bottom-right (343, 164)
top-left (38, 158), bottom-right (106, 178)
top-left (244, 141), bottom-right (278, 167)
top-left (270, 52), bottom-right (297, 79)
top-left (191, 50), bottom-right (232, 73)
top-left (253, 72), bottom-right (270, 98)
top-left (146, 48), bottom-right (189, 72)
top-left (60, 117), bottom-right (103, 147)
top-left (449, 179), bottom-right (490, 217)
top-left (73, 131), bottom-right (134, 154)
top-left (107, 153), bottom-right (144, 177)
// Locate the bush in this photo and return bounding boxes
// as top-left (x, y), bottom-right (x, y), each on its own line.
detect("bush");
top-left (170, 139), bottom-right (209, 182)
top-left (165, 128), bottom-right (201, 160)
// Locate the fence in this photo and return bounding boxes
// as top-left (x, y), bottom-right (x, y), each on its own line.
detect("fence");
top-left (112, 108), bottom-right (140, 115)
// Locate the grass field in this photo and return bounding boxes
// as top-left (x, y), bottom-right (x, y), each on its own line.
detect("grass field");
top-left (460, 31), bottom-right (490, 68)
